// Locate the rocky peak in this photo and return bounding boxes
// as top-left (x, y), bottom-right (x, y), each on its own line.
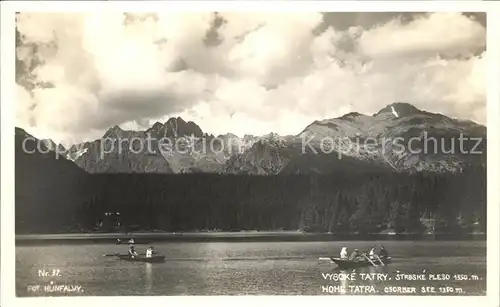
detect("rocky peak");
top-left (150, 121), bottom-right (163, 131)
top-left (258, 132), bottom-right (287, 148)
top-left (243, 134), bottom-right (257, 142)
top-left (165, 117), bottom-right (186, 127)
top-left (147, 117), bottom-right (204, 139)
top-left (374, 102), bottom-right (422, 118)
top-left (165, 117), bottom-right (203, 138)
top-left (103, 125), bottom-right (146, 140)
top-left (338, 112), bottom-right (363, 121)
top-left (219, 133), bottom-right (238, 139)
top-left (102, 125), bottom-right (125, 139)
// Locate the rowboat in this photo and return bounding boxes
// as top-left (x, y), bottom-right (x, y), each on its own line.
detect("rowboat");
top-left (103, 252), bottom-right (158, 257)
top-left (330, 256), bottom-right (391, 269)
top-left (116, 255), bottom-right (166, 263)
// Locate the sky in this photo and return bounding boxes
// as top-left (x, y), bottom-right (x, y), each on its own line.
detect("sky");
top-left (15, 12), bottom-right (487, 146)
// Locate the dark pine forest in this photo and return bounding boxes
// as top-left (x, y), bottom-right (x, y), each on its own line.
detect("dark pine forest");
top-left (16, 167), bottom-right (486, 235)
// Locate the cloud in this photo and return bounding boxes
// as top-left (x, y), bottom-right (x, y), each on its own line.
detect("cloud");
top-left (358, 13), bottom-right (485, 58)
top-left (15, 12), bottom-right (486, 145)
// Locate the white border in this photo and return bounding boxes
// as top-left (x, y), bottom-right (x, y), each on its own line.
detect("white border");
top-left (485, 5), bottom-right (500, 306)
top-left (1, 2), bottom-right (499, 307)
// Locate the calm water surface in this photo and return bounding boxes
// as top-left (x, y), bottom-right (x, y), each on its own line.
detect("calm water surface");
top-left (16, 241), bottom-right (486, 296)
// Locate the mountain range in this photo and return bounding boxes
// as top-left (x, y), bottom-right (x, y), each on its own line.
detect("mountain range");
top-left (16, 102), bottom-right (487, 176)
top-left (14, 102), bottom-right (487, 234)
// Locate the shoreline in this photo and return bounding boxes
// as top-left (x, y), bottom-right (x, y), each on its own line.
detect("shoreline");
top-left (15, 231), bottom-right (486, 245)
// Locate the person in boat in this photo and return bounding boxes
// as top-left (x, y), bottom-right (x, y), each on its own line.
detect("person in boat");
top-left (379, 246), bottom-right (388, 258)
top-left (368, 247), bottom-right (376, 258)
top-left (340, 247), bottom-right (348, 259)
top-left (145, 246), bottom-right (154, 258)
top-left (349, 249), bottom-right (360, 261)
top-left (128, 246), bottom-right (139, 258)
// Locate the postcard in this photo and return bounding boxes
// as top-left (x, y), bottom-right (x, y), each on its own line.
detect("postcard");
top-left (1, 2), bottom-right (499, 307)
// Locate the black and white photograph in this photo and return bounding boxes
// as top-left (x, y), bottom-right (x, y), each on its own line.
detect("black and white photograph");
top-left (2, 1), bottom-right (499, 303)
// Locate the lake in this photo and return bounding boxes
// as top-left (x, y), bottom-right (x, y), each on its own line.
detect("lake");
top-left (16, 240), bottom-right (486, 296)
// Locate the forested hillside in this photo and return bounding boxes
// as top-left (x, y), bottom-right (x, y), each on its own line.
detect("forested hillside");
top-left (16, 168), bottom-right (485, 235)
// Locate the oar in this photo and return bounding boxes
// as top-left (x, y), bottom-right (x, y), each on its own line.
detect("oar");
top-left (102, 253), bottom-right (137, 257)
top-left (363, 254), bottom-right (378, 267)
top-left (374, 255), bottom-right (385, 266)
top-left (103, 251), bottom-right (158, 257)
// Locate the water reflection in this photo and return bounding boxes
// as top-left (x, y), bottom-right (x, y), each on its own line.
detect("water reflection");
top-left (331, 267), bottom-right (352, 295)
top-left (333, 265), bottom-right (389, 295)
top-left (339, 269), bottom-right (348, 295)
top-left (365, 266), bottom-right (377, 288)
top-left (145, 263), bottom-right (152, 294)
